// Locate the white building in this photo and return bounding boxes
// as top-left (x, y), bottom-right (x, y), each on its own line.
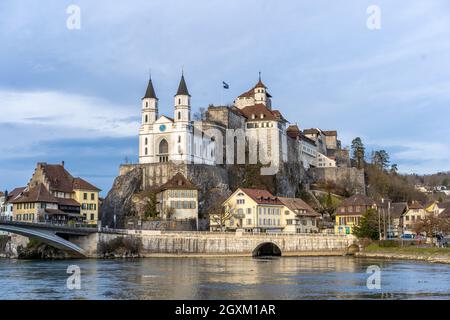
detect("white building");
top-left (0, 187), bottom-right (25, 221)
top-left (317, 152), bottom-right (336, 168)
top-left (139, 74), bottom-right (216, 165)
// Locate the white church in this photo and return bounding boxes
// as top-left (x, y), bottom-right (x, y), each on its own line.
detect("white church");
top-left (138, 74), bottom-right (216, 165)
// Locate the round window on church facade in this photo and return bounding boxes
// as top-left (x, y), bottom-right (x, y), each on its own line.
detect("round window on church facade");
top-left (159, 124), bottom-right (166, 132)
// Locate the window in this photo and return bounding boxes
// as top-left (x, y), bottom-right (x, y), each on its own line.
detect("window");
top-left (178, 136), bottom-right (181, 143)
top-left (83, 193), bottom-right (87, 200)
top-left (246, 219), bottom-right (252, 225)
top-left (247, 208), bottom-right (252, 215)
top-left (145, 115), bottom-right (148, 123)
top-left (145, 148), bottom-right (148, 155)
top-left (145, 138), bottom-right (148, 145)
top-left (178, 111), bottom-right (181, 120)
top-left (91, 214), bottom-right (95, 221)
top-left (178, 98), bottom-right (181, 105)
top-left (91, 193), bottom-right (95, 201)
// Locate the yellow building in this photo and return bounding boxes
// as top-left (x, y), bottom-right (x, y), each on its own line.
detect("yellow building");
top-left (72, 178), bottom-right (101, 225)
top-left (335, 194), bottom-right (377, 235)
top-left (12, 162), bottom-right (101, 225)
top-left (211, 188), bottom-right (320, 233)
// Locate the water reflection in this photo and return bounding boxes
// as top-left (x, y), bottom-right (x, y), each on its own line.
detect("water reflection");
top-left (0, 257), bottom-right (449, 300)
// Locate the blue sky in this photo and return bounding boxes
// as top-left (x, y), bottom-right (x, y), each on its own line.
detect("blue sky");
top-left (1, 0), bottom-right (450, 195)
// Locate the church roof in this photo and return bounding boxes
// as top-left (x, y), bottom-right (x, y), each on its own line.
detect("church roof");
top-left (175, 74), bottom-right (191, 97)
top-left (143, 78), bottom-right (158, 100)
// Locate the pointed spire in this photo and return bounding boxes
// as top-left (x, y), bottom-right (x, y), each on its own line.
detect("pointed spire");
top-left (255, 71), bottom-right (266, 89)
top-left (175, 72), bottom-right (191, 97)
top-left (143, 74), bottom-right (158, 100)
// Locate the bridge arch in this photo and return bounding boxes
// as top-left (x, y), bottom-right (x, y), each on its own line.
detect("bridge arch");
top-left (0, 224), bottom-right (87, 257)
top-left (252, 242), bottom-right (282, 257)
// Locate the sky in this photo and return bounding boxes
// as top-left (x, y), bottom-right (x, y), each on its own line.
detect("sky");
top-left (1, 0), bottom-right (450, 196)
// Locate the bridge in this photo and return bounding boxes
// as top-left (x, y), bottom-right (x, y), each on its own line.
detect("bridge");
top-left (0, 220), bottom-right (357, 258)
top-left (0, 220), bottom-right (98, 257)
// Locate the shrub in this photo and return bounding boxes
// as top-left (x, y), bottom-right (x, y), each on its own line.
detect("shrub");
top-left (378, 240), bottom-right (399, 248)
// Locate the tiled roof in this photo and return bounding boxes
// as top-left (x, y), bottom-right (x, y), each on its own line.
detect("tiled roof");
top-left (11, 183), bottom-right (58, 204)
top-left (287, 125), bottom-right (301, 139)
top-left (303, 128), bottom-right (320, 135)
top-left (41, 164), bottom-right (75, 193)
top-left (338, 194), bottom-right (376, 208)
top-left (408, 201), bottom-right (423, 210)
top-left (323, 130), bottom-right (337, 136)
top-left (278, 197), bottom-right (321, 217)
top-left (56, 198), bottom-right (81, 207)
top-left (391, 202), bottom-right (408, 218)
top-left (159, 173), bottom-right (197, 191)
top-left (73, 178), bottom-right (101, 191)
top-left (239, 188), bottom-right (283, 205)
top-left (240, 104), bottom-right (286, 122)
top-left (5, 187), bottom-right (26, 202)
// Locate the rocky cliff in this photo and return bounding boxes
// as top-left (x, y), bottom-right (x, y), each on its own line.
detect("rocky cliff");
top-left (101, 167), bottom-right (143, 228)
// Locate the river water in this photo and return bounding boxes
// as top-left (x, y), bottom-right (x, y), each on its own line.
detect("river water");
top-left (0, 256), bottom-right (449, 300)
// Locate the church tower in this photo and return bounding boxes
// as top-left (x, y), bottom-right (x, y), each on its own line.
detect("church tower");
top-left (254, 73), bottom-right (272, 109)
top-left (174, 72), bottom-right (191, 123)
top-left (142, 76), bottom-right (158, 124)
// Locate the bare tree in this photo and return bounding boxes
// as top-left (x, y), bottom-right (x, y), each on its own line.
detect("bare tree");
top-left (413, 215), bottom-right (450, 239)
top-left (209, 198), bottom-right (235, 231)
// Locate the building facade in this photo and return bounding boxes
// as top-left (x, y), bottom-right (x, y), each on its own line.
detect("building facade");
top-left (214, 188), bottom-right (320, 233)
top-left (10, 162), bottom-right (101, 225)
top-left (335, 194), bottom-right (377, 235)
top-left (156, 172), bottom-right (199, 223)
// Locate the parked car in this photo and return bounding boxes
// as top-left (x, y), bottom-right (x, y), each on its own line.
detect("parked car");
top-left (400, 234), bottom-right (415, 239)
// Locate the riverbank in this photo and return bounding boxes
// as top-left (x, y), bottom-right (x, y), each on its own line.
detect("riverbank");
top-left (356, 244), bottom-right (450, 264)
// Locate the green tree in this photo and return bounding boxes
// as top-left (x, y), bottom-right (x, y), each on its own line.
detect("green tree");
top-left (351, 137), bottom-right (365, 169)
top-left (352, 208), bottom-right (380, 240)
top-left (372, 150), bottom-right (390, 170)
top-left (390, 163), bottom-right (398, 174)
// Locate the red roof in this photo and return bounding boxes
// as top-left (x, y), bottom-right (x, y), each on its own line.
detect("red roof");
top-left (73, 177), bottom-right (101, 191)
top-left (239, 188), bottom-right (282, 205)
top-left (11, 183), bottom-right (58, 204)
top-left (159, 173), bottom-right (197, 191)
top-left (240, 104), bottom-right (286, 122)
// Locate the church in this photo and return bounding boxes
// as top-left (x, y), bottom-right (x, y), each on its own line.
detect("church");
top-left (138, 73), bottom-right (216, 165)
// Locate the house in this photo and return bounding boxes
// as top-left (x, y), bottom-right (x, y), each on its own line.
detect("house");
top-left (214, 188), bottom-right (321, 233)
top-left (278, 197), bottom-right (321, 233)
top-left (335, 194), bottom-right (377, 235)
top-left (424, 200), bottom-right (441, 216)
top-left (0, 187), bottom-right (26, 221)
top-left (401, 201), bottom-right (427, 234)
top-left (10, 162), bottom-right (101, 225)
top-left (156, 173), bottom-right (198, 222)
top-left (390, 202), bottom-right (408, 237)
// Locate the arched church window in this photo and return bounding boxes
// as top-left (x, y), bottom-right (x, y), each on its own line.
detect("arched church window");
top-left (159, 139), bottom-right (169, 154)
top-left (145, 138), bottom-right (148, 145)
top-left (178, 136), bottom-right (181, 143)
top-left (145, 101), bottom-right (148, 108)
top-left (145, 115), bottom-right (148, 123)
top-left (178, 111), bottom-right (181, 120)
top-left (178, 98), bottom-right (181, 105)
top-left (145, 148), bottom-right (148, 155)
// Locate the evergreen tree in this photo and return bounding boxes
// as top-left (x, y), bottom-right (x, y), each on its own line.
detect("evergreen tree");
top-left (352, 208), bottom-right (380, 240)
top-left (351, 137), bottom-right (365, 169)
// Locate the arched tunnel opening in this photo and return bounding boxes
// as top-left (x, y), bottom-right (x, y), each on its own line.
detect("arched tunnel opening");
top-left (252, 242), bottom-right (282, 257)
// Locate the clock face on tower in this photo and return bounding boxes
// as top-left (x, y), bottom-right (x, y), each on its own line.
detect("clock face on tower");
top-left (159, 124), bottom-right (166, 132)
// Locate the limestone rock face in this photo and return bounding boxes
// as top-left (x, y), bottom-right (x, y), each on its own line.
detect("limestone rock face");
top-left (101, 167), bottom-right (143, 228)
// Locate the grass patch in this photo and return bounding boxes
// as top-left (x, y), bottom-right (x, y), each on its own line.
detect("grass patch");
top-left (364, 244), bottom-right (450, 255)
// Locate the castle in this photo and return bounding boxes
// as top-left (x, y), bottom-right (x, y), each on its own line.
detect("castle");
top-left (137, 73), bottom-right (345, 172)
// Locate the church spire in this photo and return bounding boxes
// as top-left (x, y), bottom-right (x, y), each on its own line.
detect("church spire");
top-left (143, 75), bottom-right (158, 100)
top-left (175, 72), bottom-right (191, 97)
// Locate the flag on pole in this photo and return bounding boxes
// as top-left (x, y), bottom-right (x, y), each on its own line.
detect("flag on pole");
top-left (222, 81), bottom-right (229, 89)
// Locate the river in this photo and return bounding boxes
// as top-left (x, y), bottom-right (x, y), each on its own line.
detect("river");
top-left (0, 256), bottom-right (449, 300)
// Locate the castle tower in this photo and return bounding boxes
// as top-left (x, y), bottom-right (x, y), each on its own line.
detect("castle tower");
top-left (254, 73), bottom-right (271, 108)
top-left (174, 72), bottom-right (191, 123)
top-left (142, 76), bottom-right (158, 124)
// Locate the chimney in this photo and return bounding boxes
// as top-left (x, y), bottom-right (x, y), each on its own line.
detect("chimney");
top-left (61, 161), bottom-right (65, 167)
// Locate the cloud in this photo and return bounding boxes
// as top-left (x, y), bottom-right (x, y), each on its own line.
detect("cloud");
top-left (0, 89), bottom-right (139, 139)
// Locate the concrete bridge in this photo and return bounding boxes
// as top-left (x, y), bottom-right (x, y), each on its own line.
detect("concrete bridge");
top-left (0, 220), bottom-right (97, 257)
top-left (0, 221), bottom-right (357, 258)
